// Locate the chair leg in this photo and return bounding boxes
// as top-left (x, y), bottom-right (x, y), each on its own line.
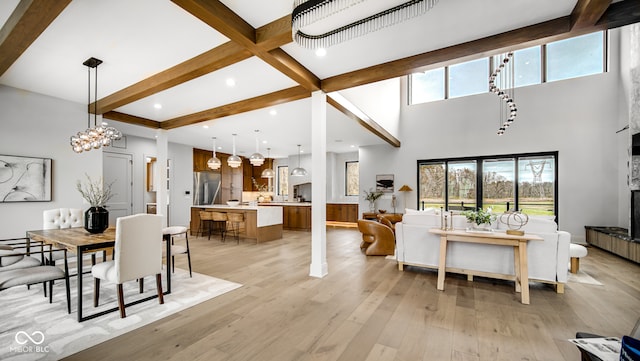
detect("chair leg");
top-left (93, 278), bottom-right (100, 307)
top-left (48, 280), bottom-right (53, 303)
top-left (139, 278), bottom-right (144, 293)
top-left (64, 258), bottom-right (71, 314)
top-left (117, 284), bottom-right (126, 318)
top-left (156, 273), bottom-right (164, 304)
top-left (184, 234), bottom-right (192, 277)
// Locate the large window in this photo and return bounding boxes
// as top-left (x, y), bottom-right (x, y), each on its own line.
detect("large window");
top-left (418, 152), bottom-right (557, 217)
top-left (409, 31), bottom-right (605, 105)
top-left (345, 161), bottom-right (359, 196)
top-left (277, 166), bottom-right (288, 196)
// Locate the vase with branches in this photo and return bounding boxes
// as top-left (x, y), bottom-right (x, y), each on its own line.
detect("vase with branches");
top-left (77, 174), bottom-right (115, 234)
top-left (363, 188), bottom-right (383, 212)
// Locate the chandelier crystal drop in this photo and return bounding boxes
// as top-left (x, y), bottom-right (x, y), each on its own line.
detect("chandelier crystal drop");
top-left (207, 137), bottom-right (221, 170)
top-left (489, 51), bottom-right (518, 136)
top-left (227, 134), bottom-right (242, 168)
top-left (70, 57), bottom-right (121, 153)
top-left (290, 144), bottom-right (307, 177)
top-left (249, 129), bottom-right (265, 166)
top-left (292, 0), bottom-right (439, 49)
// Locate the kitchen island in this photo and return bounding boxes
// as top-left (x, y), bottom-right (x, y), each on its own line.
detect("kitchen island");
top-left (191, 205), bottom-right (283, 243)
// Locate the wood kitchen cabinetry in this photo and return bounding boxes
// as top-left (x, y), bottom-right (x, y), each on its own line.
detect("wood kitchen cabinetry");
top-left (326, 203), bottom-right (358, 223)
top-left (193, 148), bottom-right (242, 202)
top-left (242, 160), bottom-right (272, 191)
top-left (284, 205), bottom-right (310, 231)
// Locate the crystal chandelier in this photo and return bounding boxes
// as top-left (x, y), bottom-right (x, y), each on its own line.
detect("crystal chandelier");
top-left (292, 0), bottom-right (439, 49)
top-left (290, 144), bottom-right (307, 177)
top-left (261, 148), bottom-right (275, 178)
top-left (207, 137), bottom-right (221, 170)
top-left (227, 134), bottom-right (242, 168)
top-left (249, 130), bottom-right (265, 166)
top-left (490, 52), bottom-right (518, 135)
top-left (70, 57), bottom-right (121, 153)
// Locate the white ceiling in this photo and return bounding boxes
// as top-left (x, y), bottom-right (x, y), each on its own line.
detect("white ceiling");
top-left (0, 0), bottom-right (595, 158)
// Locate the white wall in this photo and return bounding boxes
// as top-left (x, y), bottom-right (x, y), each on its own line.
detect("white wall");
top-left (360, 69), bottom-right (622, 243)
top-left (0, 85), bottom-right (101, 238)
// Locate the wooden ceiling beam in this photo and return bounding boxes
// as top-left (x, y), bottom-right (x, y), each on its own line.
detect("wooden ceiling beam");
top-left (161, 86), bottom-right (310, 129)
top-left (93, 42), bottom-right (252, 114)
top-left (596, 0), bottom-right (640, 29)
top-left (321, 17), bottom-right (577, 93)
top-left (327, 95), bottom-right (400, 148)
top-left (0, 0), bottom-right (71, 76)
top-left (571, 0), bottom-right (611, 29)
top-left (103, 111), bottom-right (161, 129)
top-left (172, 0), bottom-right (320, 91)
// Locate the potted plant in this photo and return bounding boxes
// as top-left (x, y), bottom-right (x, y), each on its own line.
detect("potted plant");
top-left (77, 174), bottom-right (115, 234)
top-left (461, 208), bottom-right (496, 231)
top-left (363, 188), bottom-right (383, 213)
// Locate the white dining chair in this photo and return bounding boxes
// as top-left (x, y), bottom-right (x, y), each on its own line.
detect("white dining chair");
top-left (91, 213), bottom-right (164, 318)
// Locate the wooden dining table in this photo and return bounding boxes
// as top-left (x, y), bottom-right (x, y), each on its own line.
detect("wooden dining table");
top-left (26, 227), bottom-right (172, 322)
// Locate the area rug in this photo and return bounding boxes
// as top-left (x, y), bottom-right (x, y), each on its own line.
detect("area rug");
top-left (0, 268), bottom-right (242, 361)
top-left (567, 270), bottom-right (603, 286)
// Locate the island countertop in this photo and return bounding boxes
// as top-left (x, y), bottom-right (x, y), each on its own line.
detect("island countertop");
top-left (190, 205), bottom-right (282, 242)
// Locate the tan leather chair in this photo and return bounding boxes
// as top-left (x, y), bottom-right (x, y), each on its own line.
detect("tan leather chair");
top-left (376, 213), bottom-right (403, 233)
top-left (357, 220), bottom-right (395, 256)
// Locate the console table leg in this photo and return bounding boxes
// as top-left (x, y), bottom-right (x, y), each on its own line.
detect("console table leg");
top-left (437, 236), bottom-right (447, 291)
top-left (519, 243), bottom-right (530, 304)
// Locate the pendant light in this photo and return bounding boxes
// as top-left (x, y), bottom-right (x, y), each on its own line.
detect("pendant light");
top-left (70, 57), bottom-right (121, 153)
top-left (227, 134), bottom-right (242, 168)
top-left (207, 137), bottom-right (221, 170)
top-left (249, 129), bottom-right (265, 166)
top-left (261, 148), bottom-right (275, 178)
top-left (290, 144), bottom-right (307, 177)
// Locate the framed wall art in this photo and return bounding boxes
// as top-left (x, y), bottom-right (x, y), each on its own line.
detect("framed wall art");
top-left (376, 174), bottom-right (394, 193)
top-left (0, 154), bottom-right (52, 202)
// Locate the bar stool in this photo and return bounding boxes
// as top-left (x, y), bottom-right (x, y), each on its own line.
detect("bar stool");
top-left (226, 212), bottom-right (244, 244)
top-left (209, 212), bottom-right (228, 242)
top-left (198, 211), bottom-right (214, 239)
top-left (162, 226), bottom-right (191, 277)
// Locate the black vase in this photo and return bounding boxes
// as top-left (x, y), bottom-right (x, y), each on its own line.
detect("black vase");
top-left (84, 206), bottom-right (109, 234)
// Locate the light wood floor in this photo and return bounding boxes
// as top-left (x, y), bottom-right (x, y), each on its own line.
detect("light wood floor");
top-left (64, 227), bottom-right (640, 361)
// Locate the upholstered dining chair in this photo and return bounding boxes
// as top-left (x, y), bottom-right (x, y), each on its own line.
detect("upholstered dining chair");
top-left (0, 245), bottom-right (71, 313)
top-left (91, 213), bottom-right (164, 318)
top-left (162, 226), bottom-right (192, 277)
top-left (42, 208), bottom-right (104, 266)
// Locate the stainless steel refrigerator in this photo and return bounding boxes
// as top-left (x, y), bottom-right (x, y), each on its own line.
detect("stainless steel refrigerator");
top-left (193, 171), bottom-right (221, 205)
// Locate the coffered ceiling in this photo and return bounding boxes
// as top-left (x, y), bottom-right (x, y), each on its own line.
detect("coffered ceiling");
top-left (0, 0), bottom-right (637, 158)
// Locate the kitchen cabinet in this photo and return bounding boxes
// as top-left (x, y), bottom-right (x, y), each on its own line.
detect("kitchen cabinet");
top-left (146, 157), bottom-right (156, 191)
top-left (242, 160), bottom-right (272, 191)
top-left (284, 205), bottom-right (310, 231)
top-left (193, 148), bottom-right (242, 203)
top-left (326, 203), bottom-right (358, 223)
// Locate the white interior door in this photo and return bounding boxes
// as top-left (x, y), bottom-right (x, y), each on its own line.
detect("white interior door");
top-left (103, 152), bottom-right (133, 226)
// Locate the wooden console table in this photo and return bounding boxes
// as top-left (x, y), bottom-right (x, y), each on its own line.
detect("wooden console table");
top-left (428, 228), bottom-right (542, 304)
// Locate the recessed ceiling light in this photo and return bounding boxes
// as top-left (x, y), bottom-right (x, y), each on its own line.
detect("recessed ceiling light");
top-left (226, 78), bottom-right (236, 87)
top-left (262, 140), bottom-right (268, 144)
top-left (203, 125), bottom-right (209, 129)
top-left (269, 109), bottom-right (277, 116)
top-left (154, 103), bottom-right (162, 109)
top-left (315, 48), bottom-right (327, 57)
top-left (350, 144), bottom-right (356, 148)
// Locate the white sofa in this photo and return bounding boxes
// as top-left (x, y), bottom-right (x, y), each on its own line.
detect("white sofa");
top-left (395, 210), bottom-right (571, 293)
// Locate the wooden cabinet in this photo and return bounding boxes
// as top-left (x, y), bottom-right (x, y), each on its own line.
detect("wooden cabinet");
top-left (585, 227), bottom-right (639, 263)
top-left (146, 157), bottom-right (156, 191)
top-left (326, 203), bottom-right (358, 223)
top-left (193, 148), bottom-right (242, 202)
top-left (242, 160), bottom-right (272, 191)
top-left (284, 206), bottom-right (310, 230)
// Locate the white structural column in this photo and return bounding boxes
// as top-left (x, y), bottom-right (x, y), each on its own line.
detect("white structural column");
top-left (310, 90), bottom-right (328, 278)
top-left (156, 129), bottom-right (169, 228)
